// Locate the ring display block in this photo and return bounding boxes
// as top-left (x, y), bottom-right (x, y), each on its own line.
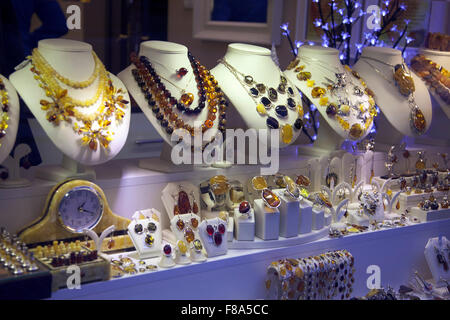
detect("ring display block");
top-left (299, 200), bottom-right (313, 234)
top-left (233, 207), bottom-right (255, 241)
top-left (254, 199), bottom-right (280, 241)
top-left (312, 208), bottom-right (324, 230)
top-left (275, 189), bottom-right (300, 238)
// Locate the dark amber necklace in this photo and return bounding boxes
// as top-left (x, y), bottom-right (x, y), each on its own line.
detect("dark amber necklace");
top-left (130, 52), bottom-right (227, 138)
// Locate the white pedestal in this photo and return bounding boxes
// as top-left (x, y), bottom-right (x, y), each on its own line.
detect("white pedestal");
top-left (158, 249), bottom-right (176, 268)
top-left (324, 212), bottom-right (332, 226)
top-left (311, 208), bottom-right (324, 230)
top-left (35, 155), bottom-right (96, 182)
top-left (234, 207), bottom-right (255, 241)
top-left (174, 249), bottom-right (191, 265)
top-left (189, 246), bottom-right (207, 262)
top-left (298, 199), bottom-right (313, 234)
top-left (254, 199), bottom-right (280, 241)
top-left (275, 189), bottom-right (300, 238)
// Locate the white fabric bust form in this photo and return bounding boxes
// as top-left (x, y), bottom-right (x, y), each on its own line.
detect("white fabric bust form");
top-left (9, 39), bottom-right (131, 166)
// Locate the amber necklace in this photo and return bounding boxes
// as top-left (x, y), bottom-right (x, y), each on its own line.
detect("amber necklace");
top-left (130, 52), bottom-right (227, 140)
top-left (218, 58), bottom-right (304, 144)
top-left (288, 57), bottom-right (377, 140)
top-left (31, 49), bottom-right (107, 107)
top-left (0, 77), bottom-right (10, 146)
top-left (32, 49), bottom-right (101, 89)
top-left (30, 51), bottom-right (129, 151)
top-left (360, 56), bottom-right (426, 135)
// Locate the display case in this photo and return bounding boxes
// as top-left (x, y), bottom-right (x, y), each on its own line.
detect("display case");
top-left (0, 0), bottom-right (449, 301)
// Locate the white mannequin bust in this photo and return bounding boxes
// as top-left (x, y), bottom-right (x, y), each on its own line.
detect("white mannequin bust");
top-left (0, 75), bottom-right (20, 164)
top-left (353, 46), bottom-right (432, 137)
top-left (9, 39), bottom-right (130, 166)
top-left (118, 40), bottom-right (219, 147)
top-left (211, 43), bottom-right (303, 147)
top-left (284, 45), bottom-right (375, 142)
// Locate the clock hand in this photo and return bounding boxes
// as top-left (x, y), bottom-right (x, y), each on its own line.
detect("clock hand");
top-left (79, 208), bottom-right (95, 215)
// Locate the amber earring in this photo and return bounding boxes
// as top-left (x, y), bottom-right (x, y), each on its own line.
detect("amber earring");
top-left (191, 191), bottom-right (199, 214)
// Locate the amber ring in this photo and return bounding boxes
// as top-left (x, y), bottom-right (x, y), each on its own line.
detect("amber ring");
top-left (283, 175), bottom-right (300, 199)
top-left (261, 188), bottom-right (281, 209)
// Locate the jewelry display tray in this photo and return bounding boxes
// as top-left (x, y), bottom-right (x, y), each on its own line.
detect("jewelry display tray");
top-left (33, 247), bottom-right (110, 291)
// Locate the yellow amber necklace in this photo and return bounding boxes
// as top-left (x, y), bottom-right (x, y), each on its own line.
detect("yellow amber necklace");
top-left (0, 77), bottom-right (10, 147)
top-left (32, 49), bottom-right (101, 89)
top-left (30, 52), bottom-right (129, 151)
top-left (31, 49), bottom-right (107, 107)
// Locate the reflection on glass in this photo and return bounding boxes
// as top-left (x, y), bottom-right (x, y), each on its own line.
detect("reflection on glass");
top-left (210, 0), bottom-right (268, 23)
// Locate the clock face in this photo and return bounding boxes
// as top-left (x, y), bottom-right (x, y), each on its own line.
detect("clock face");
top-left (58, 186), bottom-right (104, 233)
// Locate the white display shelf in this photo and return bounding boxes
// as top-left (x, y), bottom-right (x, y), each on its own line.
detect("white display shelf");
top-left (50, 218), bottom-right (450, 300)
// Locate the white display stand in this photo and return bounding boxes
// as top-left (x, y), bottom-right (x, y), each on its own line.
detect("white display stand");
top-left (161, 181), bottom-right (201, 220)
top-left (210, 43), bottom-right (302, 148)
top-left (127, 209), bottom-right (162, 259)
top-left (274, 188), bottom-right (300, 238)
top-left (233, 207), bottom-right (255, 241)
top-left (9, 39), bottom-right (131, 167)
top-left (284, 45), bottom-right (374, 143)
top-left (0, 75), bottom-right (20, 165)
top-left (253, 198), bottom-right (280, 240)
top-left (0, 144), bottom-right (31, 188)
top-left (353, 47), bottom-right (432, 147)
top-left (298, 198), bottom-right (313, 234)
top-left (311, 207), bottom-right (325, 230)
top-left (424, 236), bottom-right (450, 288)
top-left (174, 241), bottom-right (192, 265)
top-left (198, 218), bottom-right (228, 258)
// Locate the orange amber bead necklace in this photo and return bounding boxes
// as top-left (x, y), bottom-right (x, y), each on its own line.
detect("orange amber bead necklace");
top-left (130, 52), bottom-right (227, 139)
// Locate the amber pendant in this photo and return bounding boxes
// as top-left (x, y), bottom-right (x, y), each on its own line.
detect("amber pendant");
top-left (369, 170), bottom-right (374, 184)
top-left (180, 93), bottom-right (195, 106)
top-left (393, 64), bottom-right (415, 96)
top-left (174, 205), bottom-right (180, 215)
top-left (107, 237), bottom-right (115, 249)
top-left (395, 201), bottom-right (400, 210)
top-left (410, 107), bottom-right (426, 135)
top-left (178, 190), bottom-right (192, 214)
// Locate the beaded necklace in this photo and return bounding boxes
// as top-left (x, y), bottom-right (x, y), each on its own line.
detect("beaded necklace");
top-left (287, 57), bottom-right (377, 140)
top-left (360, 56), bottom-right (426, 135)
top-left (0, 77), bottom-right (10, 146)
top-left (410, 54), bottom-right (450, 105)
top-left (30, 50), bottom-right (129, 151)
top-left (130, 52), bottom-right (227, 141)
top-left (218, 58), bottom-right (304, 144)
